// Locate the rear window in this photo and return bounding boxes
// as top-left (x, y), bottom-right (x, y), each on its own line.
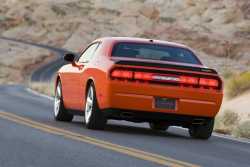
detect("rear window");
top-left (112, 42), bottom-right (201, 65)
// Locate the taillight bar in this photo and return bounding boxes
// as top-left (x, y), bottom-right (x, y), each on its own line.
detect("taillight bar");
top-left (111, 70), bottom-right (133, 79)
top-left (110, 69), bottom-right (220, 89)
top-left (179, 76), bottom-right (199, 85)
top-left (134, 72), bottom-right (153, 81)
top-left (199, 78), bottom-right (219, 88)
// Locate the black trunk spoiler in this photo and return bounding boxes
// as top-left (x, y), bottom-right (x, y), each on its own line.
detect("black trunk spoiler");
top-left (115, 60), bottom-right (218, 74)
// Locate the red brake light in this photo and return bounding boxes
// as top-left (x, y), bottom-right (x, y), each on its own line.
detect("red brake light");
top-left (111, 70), bottom-right (121, 78)
top-left (111, 69), bottom-right (220, 90)
top-left (134, 72), bottom-right (153, 81)
top-left (111, 70), bottom-right (133, 79)
top-left (179, 76), bottom-right (199, 85)
top-left (122, 71), bottom-right (133, 78)
top-left (199, 78), bottom-right (219, 87)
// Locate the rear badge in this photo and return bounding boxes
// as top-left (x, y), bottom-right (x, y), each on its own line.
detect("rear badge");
top-left (152, 75), bottom-right (180, 82)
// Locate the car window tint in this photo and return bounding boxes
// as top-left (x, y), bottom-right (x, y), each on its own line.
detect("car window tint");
top-left (78, 43), bottom-right (99, 63)
top-left (112, 42), bottom-right (201, 65)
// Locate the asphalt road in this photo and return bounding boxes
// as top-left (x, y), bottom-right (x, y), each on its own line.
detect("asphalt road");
top-left (0, 38), bottom-right (250, 167)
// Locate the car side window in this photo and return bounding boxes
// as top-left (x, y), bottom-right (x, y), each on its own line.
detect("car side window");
top-left (78, 43), bottom-right (99, 63)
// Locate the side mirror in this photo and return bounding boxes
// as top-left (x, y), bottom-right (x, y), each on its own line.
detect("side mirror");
top-left (64, 53), bottom-right (75, 62)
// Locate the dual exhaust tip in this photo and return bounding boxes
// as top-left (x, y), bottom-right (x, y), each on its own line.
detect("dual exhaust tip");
top-left (120, 112), bottom-right (134, 119)
top-left (119, 112), bottom-right (206, 125)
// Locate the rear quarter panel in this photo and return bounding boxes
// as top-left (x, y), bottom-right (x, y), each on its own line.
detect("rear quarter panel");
top-left (80, 53), bottom-right (114, 111)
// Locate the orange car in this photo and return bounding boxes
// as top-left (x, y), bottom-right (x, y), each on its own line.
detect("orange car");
top-left (54, 37), bottom-right (223, 139)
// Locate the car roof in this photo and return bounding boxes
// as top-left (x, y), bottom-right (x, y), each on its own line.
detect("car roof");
top-left (94, 37), bottom-right (192, 50)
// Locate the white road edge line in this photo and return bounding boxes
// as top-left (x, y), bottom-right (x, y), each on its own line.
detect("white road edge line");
top-left (212, 133), bottom-right (250, 144)
top-left (26, 87), bottom-right (250, 144)
top-left (26, 88), bottom-right (53, 101)
top-left (174, 127), bottom-right (250, 144)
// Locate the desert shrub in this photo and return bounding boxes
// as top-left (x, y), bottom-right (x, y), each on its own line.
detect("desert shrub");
top-left (160, 17), bottom-right (176, 23)
top-left (51, 5), bottom-right (66, 16)
top-left (214, 110), bottom-right (240, 134)
top-left (232, 121), bottom-right (250, 139)
top-left (98, 8), bottom-right (121, 16)
top-left (222, 69), bottom-right (234, 79)
top-left (222, 110), bottom-right (240, 126)
top-left (227, 72), bottom-right (250, 98)
top-left (24, 15), bottom-right (36, 26)
top-left (214, 115), bottom-right (230, 134)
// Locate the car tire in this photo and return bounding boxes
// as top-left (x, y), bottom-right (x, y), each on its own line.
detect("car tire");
top-left (188, 119), bottom-right (214, 140)
top-left (84, 83), bottom-right (106, 130)
top-left (149, 122), bottom-right (169, 131)
top-left (54, 81), bottom-right (74, 122)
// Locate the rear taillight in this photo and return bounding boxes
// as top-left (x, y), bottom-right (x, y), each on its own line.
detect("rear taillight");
top-left (111, 70), bottom-right (133, 79)
top-left (110, 69), bottom-right (220, 89)
top-left (179, 76), bottom-right (199, 85)
top-left (199, 78), bottom-right (219, 88)
top-left (134, 72), bottom-right (153, 81)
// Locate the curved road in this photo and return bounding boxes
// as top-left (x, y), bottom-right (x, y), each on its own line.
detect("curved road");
top-left (0, 36), bottom-right (73, 81)
top-left (0, 38), bottom-right (249, 167)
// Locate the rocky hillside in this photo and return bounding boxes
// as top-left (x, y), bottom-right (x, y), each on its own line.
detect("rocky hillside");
top-left (0, 39), bottom-right (51, 84)
top-left (1, 0), bottom-right (250, 73)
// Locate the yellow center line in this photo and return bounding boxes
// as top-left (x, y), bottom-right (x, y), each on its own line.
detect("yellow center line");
top-left (0, 111), bottom-right (200, 167)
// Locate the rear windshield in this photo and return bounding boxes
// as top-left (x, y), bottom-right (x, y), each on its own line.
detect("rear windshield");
top-left (112, 42), bottom-right (201, 65)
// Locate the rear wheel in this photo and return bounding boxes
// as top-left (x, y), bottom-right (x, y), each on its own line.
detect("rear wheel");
top-left (149, 122), bottom-right (169, 131)
top-left (188, 119), bottom-right (214, 140)
top-left (54, 81), bottom-right (73, 122)
top-left (84, 83), bottom-right (106, 130)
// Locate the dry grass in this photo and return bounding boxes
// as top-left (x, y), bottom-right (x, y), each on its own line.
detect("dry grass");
top-left (226, 72), bottom-right (250, 98)
top-left (160, 17), bottom-right (176, 23)
top-left (233, 121), bottom-right (250, 139)
top-left (51, 5), bottom-right (66, 16)
top-left (214, 110), bottom-right (240, 134)
top-left (222, 68), bottom-right (235, 80)
top-left (215, 110), bottom-right (250, 139)
top-left (29, 82), bottom-right (54, 97)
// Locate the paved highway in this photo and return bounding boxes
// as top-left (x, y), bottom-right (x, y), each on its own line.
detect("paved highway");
top-left (0, 38), bottom-right (249, 167)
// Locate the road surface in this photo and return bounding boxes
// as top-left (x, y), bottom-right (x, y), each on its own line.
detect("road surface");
top-left (0, 38), bottom-right (249, 167)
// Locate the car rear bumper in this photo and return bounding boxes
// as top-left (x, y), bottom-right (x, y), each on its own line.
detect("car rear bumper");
top-left (103, 108), bottom-right (213, 127)
top-left (100, 80), bottom-right (223, 118)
